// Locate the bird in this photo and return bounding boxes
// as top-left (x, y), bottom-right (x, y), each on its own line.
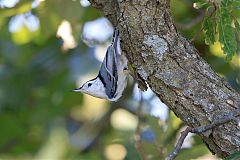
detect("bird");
top-left (73, 28), bottom-right (128, 101)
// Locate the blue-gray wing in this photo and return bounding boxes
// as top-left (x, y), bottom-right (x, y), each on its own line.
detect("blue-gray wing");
top-left (98, 28), bottom-right (120, 99)
top-left (98, 46), bottom-right (118, 99)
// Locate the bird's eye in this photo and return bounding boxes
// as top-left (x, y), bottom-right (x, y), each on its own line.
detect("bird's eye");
top-left (88, 83), bottom-right (92, 87)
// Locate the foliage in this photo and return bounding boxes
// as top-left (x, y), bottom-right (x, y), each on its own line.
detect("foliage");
top-left (194, 0), bottom-right (240, 60)
top-left (224, 151), bottom-right (240, 160)
top-left (0, 0), bottom-right (239, 160)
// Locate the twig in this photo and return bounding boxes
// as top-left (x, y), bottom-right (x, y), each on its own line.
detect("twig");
top-left (166, 109), bottom-right (240, 160)
top-left (190, 5), bottom-right (217, 42)
top-left (192, 111), bottom-right (240, 134)
top-left (166, 127), bottom-right (192, 160)
top-left (176, 11), bottom-right (205, 30)
top-left (134, 92), bottom-right (147, 160)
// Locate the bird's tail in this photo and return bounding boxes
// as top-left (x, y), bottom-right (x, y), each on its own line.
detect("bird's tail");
top-left (111, 28), bottom-right (121, 63)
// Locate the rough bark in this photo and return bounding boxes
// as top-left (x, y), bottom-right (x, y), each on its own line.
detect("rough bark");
top-left (89, 0), bottom-right (240, 157)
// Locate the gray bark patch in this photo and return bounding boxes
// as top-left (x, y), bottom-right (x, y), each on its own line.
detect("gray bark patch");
top-left (143, 35), bottom-right (168, 60)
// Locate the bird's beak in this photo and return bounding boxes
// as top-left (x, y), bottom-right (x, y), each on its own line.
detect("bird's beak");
top-left (72, 87), bottom-right (82, 92)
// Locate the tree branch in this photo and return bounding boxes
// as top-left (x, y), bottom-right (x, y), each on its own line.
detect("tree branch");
top-left (89, 0), bottom-right (240, 158)
top-left (167, 109), bottom-right (240, 160)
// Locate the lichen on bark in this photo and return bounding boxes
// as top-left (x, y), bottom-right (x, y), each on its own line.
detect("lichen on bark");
top-left (89, 0), bottom-right (240, 157)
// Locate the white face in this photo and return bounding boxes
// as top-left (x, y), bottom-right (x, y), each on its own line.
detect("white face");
top-left (74, 78), bottom-right (108, 99)
top-left (79, 80), bottom-right (95, 92)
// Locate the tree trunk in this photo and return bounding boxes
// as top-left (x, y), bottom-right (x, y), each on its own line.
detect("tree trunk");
top-left (89, 0), bottom-right (240, 158)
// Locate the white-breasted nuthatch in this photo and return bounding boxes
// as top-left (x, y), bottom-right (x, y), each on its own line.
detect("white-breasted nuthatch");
top-left (73, 28), bottom-right (128, 101)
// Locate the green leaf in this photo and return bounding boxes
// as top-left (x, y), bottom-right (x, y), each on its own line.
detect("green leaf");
top-left (234, 19), bottom-right (240, 33)
top-left (221, 0), bottom-right (230, 7)
top-left (234, 19), bottom-right (240, 54)
top-left (202, 16), bottom-right (215, 45)
top-left (224, 151), bottom-right (240, 160)
top-left (217, 9), bottom-right (237, 60)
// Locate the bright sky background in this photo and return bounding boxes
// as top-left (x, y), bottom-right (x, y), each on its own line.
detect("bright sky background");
top-left (0, 0), bottom-right (19, 8)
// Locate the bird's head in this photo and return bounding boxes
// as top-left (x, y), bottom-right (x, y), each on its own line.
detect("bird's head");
top-left (73, 77), bottom-right (107, 99)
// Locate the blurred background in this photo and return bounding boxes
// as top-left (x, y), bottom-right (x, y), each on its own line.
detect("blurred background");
top-left (0, 0), bottom-right (239, 160)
